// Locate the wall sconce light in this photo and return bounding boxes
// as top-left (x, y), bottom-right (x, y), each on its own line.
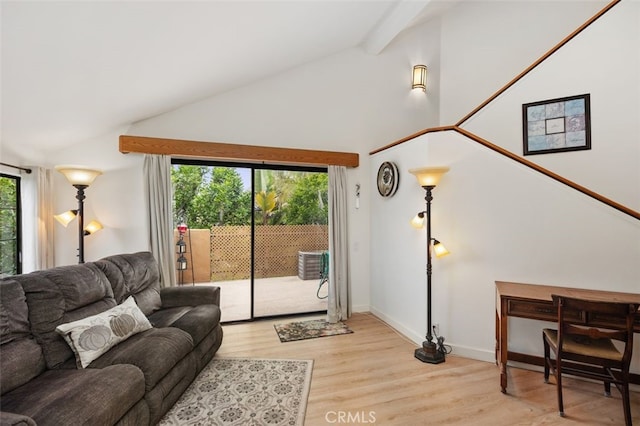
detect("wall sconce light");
top-left (55, 165), bottom-right (103, 264)
top-left (409, 166), bottom-right (450, 364)
top-left (412, 65), bottom-right (427, 92)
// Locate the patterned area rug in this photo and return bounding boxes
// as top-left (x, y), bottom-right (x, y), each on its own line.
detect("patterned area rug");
top-left (274, 319), bottom-right (354, 343)
top-left (159, 357), bottom-right (313, 426)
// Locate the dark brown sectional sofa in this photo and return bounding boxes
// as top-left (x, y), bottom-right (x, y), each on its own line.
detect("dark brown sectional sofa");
top-left (0, 251), bottom-right (223, 425)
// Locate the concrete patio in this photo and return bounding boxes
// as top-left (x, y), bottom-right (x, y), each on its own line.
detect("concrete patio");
top-left (189, 275), bottom-right (328, 322)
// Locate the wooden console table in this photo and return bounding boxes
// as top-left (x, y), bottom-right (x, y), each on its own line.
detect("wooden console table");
top-left (495, 281), bottom-right (640, 393)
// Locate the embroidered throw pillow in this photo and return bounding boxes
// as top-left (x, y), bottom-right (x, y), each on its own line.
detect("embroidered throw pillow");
top-left (56, 296), bottom-right (152, 368)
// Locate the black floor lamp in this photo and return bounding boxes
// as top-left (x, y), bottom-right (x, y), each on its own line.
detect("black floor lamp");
top-left (54, 165), bottom-right (103, 264)
top-left (409, 166), bottom-right (450, 364)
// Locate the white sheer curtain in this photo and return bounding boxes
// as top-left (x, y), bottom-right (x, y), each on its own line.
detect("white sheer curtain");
top-left (327, 165), bottom-right (350, 323)
top-left (21, 167), bottom-right (54, 272)
top-left (143, 155), bottom-right (176, 288)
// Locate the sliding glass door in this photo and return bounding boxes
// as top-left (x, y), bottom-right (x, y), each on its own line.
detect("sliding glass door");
top-left (172, 163), bottom-right (252, 321)
top-left (171, 161), bottom-right (328, 322)
top-left (253, 168), bottom-right (329, 318)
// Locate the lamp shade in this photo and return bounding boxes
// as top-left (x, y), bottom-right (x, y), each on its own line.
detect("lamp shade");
top-left (412, 65), bottom-right (427, 91)
top-left (433, 239), bottom-right (450, 257)
top-left (410, 213), bottom-right (425, 229)
top-left (83, 220), bottom-right (103, 235)
top-left (409, 167), bottom-right (450, 187)
top-left (54, 210), bottom-right (78, 227)
top-left (55, 165), bottom-right (102, 186)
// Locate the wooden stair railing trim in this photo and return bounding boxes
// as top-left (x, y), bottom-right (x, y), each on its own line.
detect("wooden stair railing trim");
top-left (368, 0), bottom-right (639, 221)
top-left (373, 126), bottom-right (640, 220)
top-left (368, 126), bottom-right (456, 155)
top-left (453, 127), bottom-right (640, 221)
top-left (370, 0), bottom-right (620, 154)
top-left (455, 0), bottom-right (620, 127)
top-left (119, 135), bottom-right (359, 168)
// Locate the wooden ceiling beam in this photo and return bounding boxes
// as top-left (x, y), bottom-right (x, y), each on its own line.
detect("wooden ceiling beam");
top-left (119, 135), bottom-right (359, 168)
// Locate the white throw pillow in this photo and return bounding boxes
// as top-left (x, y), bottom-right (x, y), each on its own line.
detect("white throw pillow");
top-left (56, 296), bottom-right (152, 368)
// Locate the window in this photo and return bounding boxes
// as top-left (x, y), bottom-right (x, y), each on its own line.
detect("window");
top-left (0, 173), bottom-right (21, 277)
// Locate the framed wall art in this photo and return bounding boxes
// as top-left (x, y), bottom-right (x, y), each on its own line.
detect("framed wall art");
top-left (522, 94), bottom-right (591, 156)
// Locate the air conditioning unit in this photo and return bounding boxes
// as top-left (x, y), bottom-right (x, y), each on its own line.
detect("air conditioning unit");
top-left (298, 251), bottom-right (323, 280)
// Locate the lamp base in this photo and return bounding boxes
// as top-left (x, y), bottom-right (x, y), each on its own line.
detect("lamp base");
top-left (414, 341), bottom-right (445, 364)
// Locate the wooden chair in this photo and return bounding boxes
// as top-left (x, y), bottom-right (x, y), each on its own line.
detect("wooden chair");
top-left (542, 295), bottom-right (638, 425)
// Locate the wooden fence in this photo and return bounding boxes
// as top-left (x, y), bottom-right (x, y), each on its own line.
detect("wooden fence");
top-left (175, 225), bottom-right (328, 282)
top-left (210, 225), bottom-right (328, 281)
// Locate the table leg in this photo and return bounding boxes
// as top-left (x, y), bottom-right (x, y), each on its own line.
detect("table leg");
top-left (495, 310), bottom-right (499, 365)
top-left (499, 297), bottom-right (509, 393)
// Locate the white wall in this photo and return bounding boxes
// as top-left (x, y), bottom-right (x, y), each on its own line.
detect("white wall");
top-left (6, 0), bottom-right (637, 371)
top-left (462, 1), bottom-right (640, 211)
top-left (46, 127), bottom-right (149, 266)
top-left (2, 126), bottom-right (148, 268)
top-left (439, 0), bottom-right (609, 124)
top-left (370, 0), bottom-right (640, 374)
top-left (371, 131), bottom-right (640, 366)
top-left (126, 18), bottom-right (443, 312)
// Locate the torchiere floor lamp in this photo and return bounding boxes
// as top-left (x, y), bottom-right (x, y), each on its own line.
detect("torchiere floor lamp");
top-left (55, 165), bottom-right (103, 264)
top-left (409, 166), bottom-right (450, 364)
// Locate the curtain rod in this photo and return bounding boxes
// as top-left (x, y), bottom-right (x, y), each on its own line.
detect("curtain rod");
top-left (0, 162), bottom-right (32, 174)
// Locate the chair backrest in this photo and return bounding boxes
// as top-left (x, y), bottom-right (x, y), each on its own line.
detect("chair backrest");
top-left (551, 294), bottom-right (638, 366)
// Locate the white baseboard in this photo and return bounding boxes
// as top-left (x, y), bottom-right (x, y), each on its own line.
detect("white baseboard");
top-left (360, 309), bottom-right (640, 392)
top-left (368, 307), bottom-right (495, 363)
top-left (351, 304), bottom-right (371, 314)
top-left (368, 307), bottom-right (424, 344)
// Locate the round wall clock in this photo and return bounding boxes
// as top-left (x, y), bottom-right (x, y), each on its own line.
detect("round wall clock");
top-left (377, 161), bottom-right (399, 197)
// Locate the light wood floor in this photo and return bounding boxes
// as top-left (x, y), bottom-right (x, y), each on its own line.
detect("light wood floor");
top-left (216, 312), bottom-right (639, 425)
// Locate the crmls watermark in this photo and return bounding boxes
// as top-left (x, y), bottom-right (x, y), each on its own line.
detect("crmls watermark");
top-left (325, 411), bottom-right (377, 424)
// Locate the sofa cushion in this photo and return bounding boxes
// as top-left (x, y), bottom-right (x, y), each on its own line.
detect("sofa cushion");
top-left (160, 285), bottom-right (220, 308)
top-left (95, 251), bottom-right (162, 315)
top-left (0, 279), bottom-right (31, 345)
top-left (144, 350), bottom-right (197, 424)
top-left (148, 304), bottom-right (221, 346)
top-left (0, 279), bottom-right (46, 394)
top-left (13, 263), bottom-right (116, 369)
top-left (88, 326), bottom-right (194, 391)
top-left (56, 296), bottom-right (153, 368)
top-left (0, 364), bottom-right (145, 426)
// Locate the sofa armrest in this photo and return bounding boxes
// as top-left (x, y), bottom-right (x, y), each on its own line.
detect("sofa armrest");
top-left (0, 411), bottom-right (37, 426)
top-left (159, 286), bottom-right (220, 308)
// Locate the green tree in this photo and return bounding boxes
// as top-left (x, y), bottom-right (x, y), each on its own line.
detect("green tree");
top-left (172, 165), bottom-right (207, 224)
top-left (190, 168), bottom-right (251, 227)
top-left (0, 176), bottom-right (18, 276)
top-left (285, 173), bottom-right (328, 225)
top-left (172, 166), bottom-right (251, 228)
top-left (171, 166), bottom-right (327, 228)
top-left (255, 190), bottom-right (278, 225)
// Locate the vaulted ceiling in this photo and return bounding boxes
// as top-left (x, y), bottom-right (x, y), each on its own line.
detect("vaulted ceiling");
top-left (1, 1), bottom-right (455, 157)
